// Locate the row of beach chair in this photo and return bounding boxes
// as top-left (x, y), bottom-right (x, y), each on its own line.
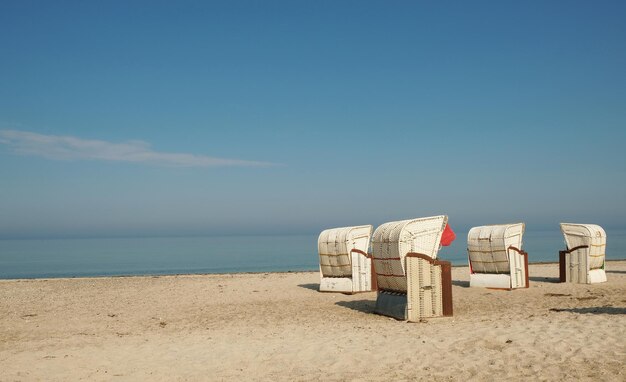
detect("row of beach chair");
top-left (317, 215), bottom-right (608, 322)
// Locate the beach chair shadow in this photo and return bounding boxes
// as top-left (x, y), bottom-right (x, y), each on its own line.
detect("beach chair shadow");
top-left (529, 276), bottom-right (561, 283)
top-left (298, 283), bottom-right (320, 291)
top-left (452, 280), bottom-right (470, 288)
top-left (335, 299), bottom-right (376, 314)
top-left (550, 306), bottom-right (626, 315)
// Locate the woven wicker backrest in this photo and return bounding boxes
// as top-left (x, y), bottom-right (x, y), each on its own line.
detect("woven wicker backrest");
top-left (318, 225), bottom-right (372, 277)
top-left (372, 215), bottom-right (447, 292)
top-left (467, 223), bottom-right (525, 274)
top-left (560, 223), bottom-right (606, 270)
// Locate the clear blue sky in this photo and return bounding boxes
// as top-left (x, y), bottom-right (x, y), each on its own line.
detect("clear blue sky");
top-left (1, 1), bottom-right (625, 239)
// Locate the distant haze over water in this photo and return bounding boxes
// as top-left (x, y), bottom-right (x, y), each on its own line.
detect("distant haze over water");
top-left (1, 229), bottom-right (624, 279)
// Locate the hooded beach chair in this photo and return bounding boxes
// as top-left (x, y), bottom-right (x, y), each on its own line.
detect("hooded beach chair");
top-left (318, 225), bottom-right (375, 293)
top-left (559, 223), bottom-right (607, 284)
top-left (467, 223), bottom-right (529, 289)
top-left (371, 215), bottom-right (453, 322)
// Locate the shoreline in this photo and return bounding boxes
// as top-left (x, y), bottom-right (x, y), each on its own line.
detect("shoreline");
top-left (2, 258), bottom-right (625, 282)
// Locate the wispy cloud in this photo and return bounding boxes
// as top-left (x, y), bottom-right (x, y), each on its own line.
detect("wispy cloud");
top-left (0, 130), bottom-right (275, 167)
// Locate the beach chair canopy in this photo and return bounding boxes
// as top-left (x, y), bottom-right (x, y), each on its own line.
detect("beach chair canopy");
top-left (372, 215), bottom-right (447, 293)
top-left (468, 223), bottom-right (525, 274)
top-left (560, 223), bottom-right (606, 271)
top-left (318, 225), bottom-right (372, 278)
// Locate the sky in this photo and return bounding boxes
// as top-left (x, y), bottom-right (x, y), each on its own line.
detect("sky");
top-left (1, 1), bottom-right (625, 239)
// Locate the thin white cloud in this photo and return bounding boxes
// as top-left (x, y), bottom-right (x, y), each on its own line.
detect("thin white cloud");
top-left (0, 130), bottom-right (275, 167)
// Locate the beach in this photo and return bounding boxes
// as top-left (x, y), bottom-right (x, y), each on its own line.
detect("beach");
top-left (1, 261), bottom-right (625, 381)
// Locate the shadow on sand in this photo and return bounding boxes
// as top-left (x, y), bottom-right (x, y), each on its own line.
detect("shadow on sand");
top-left (335, 299), bottom-right (376, 314)
top-left (549, 306), bottom-right (626, 315)
top-left (529, 276), bottom-right (561, 283)
top-left (298, 283), bottom-right (320, 291)
top-left (452, 280), bottom-right (470, 288)
top-left (607, 270), bottom-right (626, 274)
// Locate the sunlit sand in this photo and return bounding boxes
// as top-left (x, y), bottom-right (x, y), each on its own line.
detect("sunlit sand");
top-left (1, 261), bottom-right (625, 381)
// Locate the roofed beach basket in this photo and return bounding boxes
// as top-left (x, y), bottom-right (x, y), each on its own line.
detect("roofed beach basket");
top-left (371, 215), bottom-right (453, 322)
top-left (467, 223), bottom-right (529, 289)
top-left (318, 225), bottom-right (375, 293)
top-left (559, 223), bottom-right (607, 284)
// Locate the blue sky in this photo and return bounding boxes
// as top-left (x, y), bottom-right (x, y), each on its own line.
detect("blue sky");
top-left (1, 1), bottom-right (625, 239)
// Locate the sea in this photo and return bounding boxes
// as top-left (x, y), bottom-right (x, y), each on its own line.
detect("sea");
top-left (1, 229), bottom-right (625, 279)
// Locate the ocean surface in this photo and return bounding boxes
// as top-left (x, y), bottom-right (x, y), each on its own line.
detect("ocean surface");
top-left (1, 229), bottom-right (625, 279)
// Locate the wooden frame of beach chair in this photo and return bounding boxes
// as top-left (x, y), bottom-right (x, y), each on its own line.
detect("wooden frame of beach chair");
top-left (559, 223), bottom-right (607, 284)
top-left (467, 223), bottom-right (529, 290)
top-left (318, 225), bottom-right (375, 293)
top-left (372, 215), bottom-right (453, 322)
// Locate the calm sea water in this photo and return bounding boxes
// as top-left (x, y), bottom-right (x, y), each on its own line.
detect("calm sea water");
top-left (1, 230), bottom-right (624, 279)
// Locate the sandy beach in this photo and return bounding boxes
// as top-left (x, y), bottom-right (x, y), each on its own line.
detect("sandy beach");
top-left (1, 261), bottom-right (625, 381)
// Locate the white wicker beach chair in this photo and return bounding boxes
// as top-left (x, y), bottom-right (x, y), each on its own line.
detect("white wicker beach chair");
top-left (371, 215), bottom-right (453, 322)
top-left (559, 223), bottom-right (607, 284)
top-left (318, 225), bottom-right (375, 293)
top-left (467, 223), bottom-right (529, 289)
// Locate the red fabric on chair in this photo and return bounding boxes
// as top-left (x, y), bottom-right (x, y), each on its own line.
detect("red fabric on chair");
top-left (440, 223), bottom-right (456, 247)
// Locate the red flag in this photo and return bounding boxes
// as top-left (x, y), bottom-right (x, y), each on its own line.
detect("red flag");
top-left (440, 223), bottom-right (456, 247)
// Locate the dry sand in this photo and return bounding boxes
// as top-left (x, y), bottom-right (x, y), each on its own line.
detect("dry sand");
top-left (1, 261), bottom-right (625, 381)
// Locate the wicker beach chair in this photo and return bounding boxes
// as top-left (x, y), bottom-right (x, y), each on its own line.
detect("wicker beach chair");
top-left (559, 223), bottom-right (607, 284)
top-left (372, 215), bottom-right (453, 322)
top-left (318, 225), bottom-right (375, 293)
top-left (467, 223), bottom-right (529, 289)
